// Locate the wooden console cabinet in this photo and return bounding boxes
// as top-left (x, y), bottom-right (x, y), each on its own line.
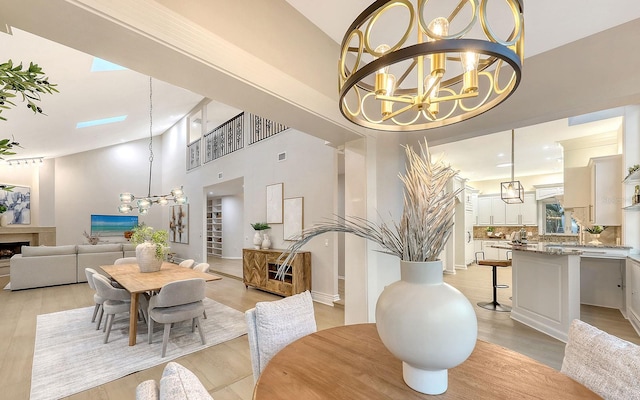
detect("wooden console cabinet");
top-left (242, 248), bottom-right (311, 297)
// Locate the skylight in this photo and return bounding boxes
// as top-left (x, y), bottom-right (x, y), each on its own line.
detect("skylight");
top-left (76, 115), bottom-right (127, 129)
top-left (90, 58), bottom-right (127, 72)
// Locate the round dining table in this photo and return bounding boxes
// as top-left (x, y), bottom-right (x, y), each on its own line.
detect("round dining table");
top-left (253, 323), bottom-right (599, 399)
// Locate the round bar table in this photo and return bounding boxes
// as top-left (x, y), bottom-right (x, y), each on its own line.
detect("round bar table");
top-left (253, 323), bottom-right (599, 400)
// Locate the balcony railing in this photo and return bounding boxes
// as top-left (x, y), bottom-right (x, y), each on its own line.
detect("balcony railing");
top-left (189, 111), bottom-right (289, 170)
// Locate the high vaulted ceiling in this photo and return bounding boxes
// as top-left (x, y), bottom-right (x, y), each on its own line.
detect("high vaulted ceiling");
top-left (0, 0), bottom-right (639, 180)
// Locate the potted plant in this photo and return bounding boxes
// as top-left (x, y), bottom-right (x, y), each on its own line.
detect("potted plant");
top-left (130, 224), bottom-right (169, 272)
top-left (585, 225), bottom-right (606, 245)
top-left (250, 222), bottom-right (271, 249)
top-left (276, 139), bottom-right (477, 395)
top-left (486, 226), bottom-right (495, 237)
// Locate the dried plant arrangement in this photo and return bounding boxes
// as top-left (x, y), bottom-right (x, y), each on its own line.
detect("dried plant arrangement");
top-left (276, 138), bottom-right (461, 279)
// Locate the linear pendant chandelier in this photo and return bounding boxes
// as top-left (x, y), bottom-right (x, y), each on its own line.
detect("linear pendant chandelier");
top-left (338, 0), bottom-right (524, 131)
top-left (500, 129), bottom-right (523, 204)
top-left (118, 77), bottom-right (187, 215)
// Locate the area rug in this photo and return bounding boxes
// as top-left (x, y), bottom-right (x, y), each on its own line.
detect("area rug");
top-left (30, 298), bottom-right (247, 400)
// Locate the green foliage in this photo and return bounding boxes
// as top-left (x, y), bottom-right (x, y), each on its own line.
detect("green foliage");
top-left (251, 222), bottom-right (271, 231)
top-left (0, 60), bottom-right (58, 121)
top-left (0, 60), bottom-right (58, 167)
top-left (0, 204), bottom-right (6, 213)
top-left (130, 224), bottom-right (170, 260)
top-left (485, 226), bottom-right (495, 232)
top-left (585, 225), bottom-right (605, 235)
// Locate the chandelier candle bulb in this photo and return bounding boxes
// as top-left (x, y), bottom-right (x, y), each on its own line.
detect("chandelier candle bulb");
top-left (461, 51), bottom-right (479, 93)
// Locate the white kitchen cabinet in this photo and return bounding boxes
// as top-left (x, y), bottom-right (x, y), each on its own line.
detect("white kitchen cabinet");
top-left (477, 195), bottom-right (506, 225)
top-left (563, 167), bottom-right (590, 209)
top-left (505, 192), bottom-right (537, 225)
top-left (480, 240), bottom-right (510, 260)
top-left (589, 155), bottom-right (622, 225)
top-left (627, 258), bottom-right (640, 335)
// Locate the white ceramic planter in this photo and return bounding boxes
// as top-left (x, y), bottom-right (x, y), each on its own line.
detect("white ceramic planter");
top-left (375, 260), bottom-right (477, 395)
top-left (253, 231), bottom-right (262, 249)
top-left (136, 242), bottom-right (162, 273)
top-left (261, 233), bottom-right (272, 249)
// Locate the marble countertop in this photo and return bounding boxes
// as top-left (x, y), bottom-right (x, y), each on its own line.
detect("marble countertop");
top-left (491, 242), bottom-right (632, 257)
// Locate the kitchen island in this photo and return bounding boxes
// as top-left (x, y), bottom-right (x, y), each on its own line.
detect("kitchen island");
top-left (493, 243), bottom-right (630, 342)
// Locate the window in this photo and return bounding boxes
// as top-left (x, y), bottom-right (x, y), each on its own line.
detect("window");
top-left (543, 200), bottom-right (578, 234)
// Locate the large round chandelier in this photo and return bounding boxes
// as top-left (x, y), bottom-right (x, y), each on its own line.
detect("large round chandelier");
top-left (338, 0), bottom-right (524, 131)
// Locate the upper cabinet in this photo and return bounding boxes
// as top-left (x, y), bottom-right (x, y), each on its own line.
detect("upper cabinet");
top-left (589, 155), bottom-right (622, 225)
top-left (477, 196), bottom-right (506, 225)
top-left (563, 167), bottom-right (591, 209)
top-left (505, 193), bottom-right (537, 225)
top-left (477, 193), bottom-right (536, 226)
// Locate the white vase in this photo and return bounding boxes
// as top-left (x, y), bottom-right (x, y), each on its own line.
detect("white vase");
top-left (375, 260), bottom-right (477, 395)
top-left (253, 231), bottom-right (263, 249)
top-left (0, 212), bottom-right (10, 227)
top-left (261, 233), bottom-right (272, 249)
top-left (135, 242), bottom-right (162, 273)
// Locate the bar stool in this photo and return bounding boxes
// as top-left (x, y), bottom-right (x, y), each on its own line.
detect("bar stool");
top-left (477, 259), bottom-right (512, 312)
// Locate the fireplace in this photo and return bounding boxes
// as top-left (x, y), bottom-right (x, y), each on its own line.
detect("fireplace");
top-left (0, 226), bottom-right (56, 275)
top-left (0, 241), bottom-right (29, 260)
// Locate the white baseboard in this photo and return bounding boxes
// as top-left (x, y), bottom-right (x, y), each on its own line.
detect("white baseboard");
top-left (311, 290), bottom-right (339, 306)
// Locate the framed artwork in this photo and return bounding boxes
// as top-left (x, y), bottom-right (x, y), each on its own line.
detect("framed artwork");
top-left (266, 183), bottom-right (283, 224)
top-left (0, 184), bottom-right (31, 224)
top-left (169, 204), bottom-right (189, 244)
top-left (283, 197), bottom-right (304, 241)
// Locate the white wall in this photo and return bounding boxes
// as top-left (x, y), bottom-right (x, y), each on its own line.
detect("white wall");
top-left (54, 138), bottom-right (164, 245)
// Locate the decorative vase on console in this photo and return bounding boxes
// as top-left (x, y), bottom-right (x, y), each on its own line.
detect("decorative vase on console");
top-left (261, 233), bottom-right (272, 249)
top-left (276, 139), bottom-right (476, 395)
top-left (251, 222), bottom-right (271, 250)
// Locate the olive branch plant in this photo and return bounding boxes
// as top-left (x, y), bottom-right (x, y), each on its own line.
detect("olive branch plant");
top-left (276, 139), bottom-right (461, 279)
top-left (0, 60), bottom-right (58, 191)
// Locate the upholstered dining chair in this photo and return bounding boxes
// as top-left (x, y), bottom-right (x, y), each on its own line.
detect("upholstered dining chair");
top-left (92, 273), bottom-right (134, 343)
top-left (245, 290), bottom-right (317, 382)
top-left (561, 319), bottom-right (640, 399)
top-left (178, 259), bottom-right (195, 268)
top-left (193, 263), bottom-right (210, 273)
top-left (147, 278), bottom-right (206, 357)
top-left (114, 257), bottom-right (138, 265)
top-left (84, 267), bottom-right (105, 327)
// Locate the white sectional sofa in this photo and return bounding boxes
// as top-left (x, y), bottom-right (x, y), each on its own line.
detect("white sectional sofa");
top-left (10, 243), bottom-right (137, 290)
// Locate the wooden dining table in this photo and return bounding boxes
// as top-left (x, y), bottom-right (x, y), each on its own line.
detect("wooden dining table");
top-left (253, 323), bottom-right (600, 400)
top-left (100, 262), bottom-right (221, 346)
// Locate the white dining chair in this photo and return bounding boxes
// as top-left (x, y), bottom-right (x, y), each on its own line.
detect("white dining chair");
top-left (193, 263), bottom-right (210, 273)
top-left (179, 259), bottom-right (195, 268)
top-left (115, 257), bottom-right (138, 265)
top-left (147, 278), bottom-right (206, 357)
top-left (245, 290), bottom-right (317, 382)
top-left (92, 273), bottom-right (132, 343)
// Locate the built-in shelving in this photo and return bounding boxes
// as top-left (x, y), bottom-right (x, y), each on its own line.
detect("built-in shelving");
top-left (623, 169), bottom-right (640, 211)
top-left (206, 198), bottom-right (223, 257)
top-left (623, 169), bottom-right (640, 184)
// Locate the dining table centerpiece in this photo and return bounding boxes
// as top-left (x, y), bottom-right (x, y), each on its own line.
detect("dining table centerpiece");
top-left (130, 224), bottom-right (169, 272)
top-left (276, 139), bottom-right (477, 395)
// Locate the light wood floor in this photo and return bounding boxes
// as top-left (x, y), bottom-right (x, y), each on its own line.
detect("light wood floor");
top-left (1, 263), bottom-right (638, 399)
